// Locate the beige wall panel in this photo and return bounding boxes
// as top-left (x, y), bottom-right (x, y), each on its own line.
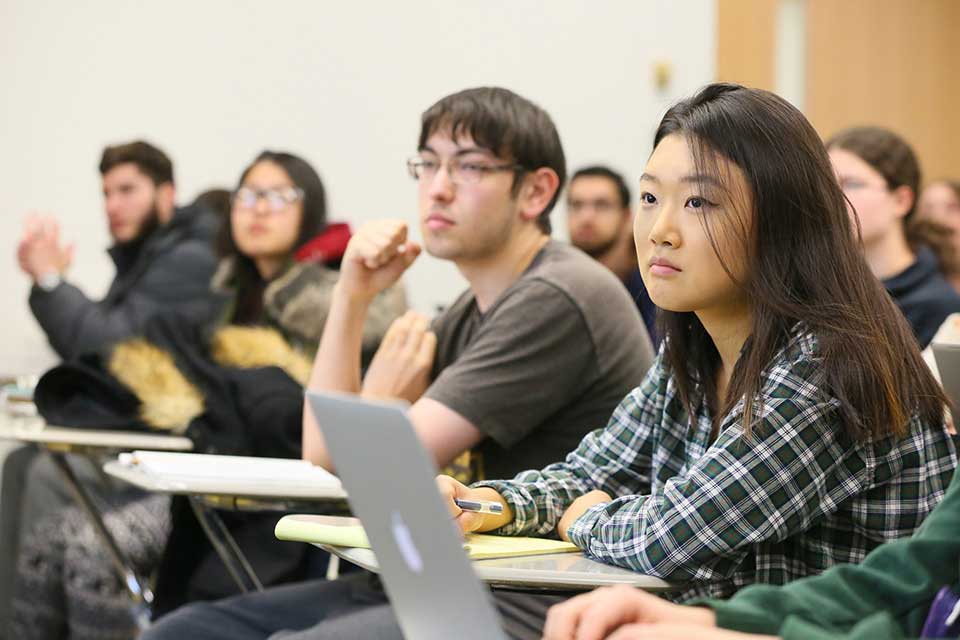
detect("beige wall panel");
top-left (717, 0), bottom-right (779, 89)
top-left (806, 0), bottom-right (960, 180)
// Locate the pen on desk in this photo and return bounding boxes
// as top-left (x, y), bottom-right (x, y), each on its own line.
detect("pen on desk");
top-left (454, 498), bottom-right (503, 515)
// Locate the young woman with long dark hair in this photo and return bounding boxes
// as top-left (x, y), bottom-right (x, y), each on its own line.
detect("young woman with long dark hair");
top-left (431, 84), bottom-right (958, 637)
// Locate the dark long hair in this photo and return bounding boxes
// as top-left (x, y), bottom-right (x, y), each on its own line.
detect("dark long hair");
top-left (216, 151), bottom-right (327, 316)
top-left (655, 83), bottom-right (945, 442)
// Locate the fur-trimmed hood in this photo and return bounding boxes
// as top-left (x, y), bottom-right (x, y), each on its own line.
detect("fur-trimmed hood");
top-left (210, 257), bottom-right (407, 357)
top-left (109, 324), bottom-right (314, 432)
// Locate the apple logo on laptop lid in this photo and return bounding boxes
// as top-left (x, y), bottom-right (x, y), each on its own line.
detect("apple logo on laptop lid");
top-left (391, 511), bottom-right (424, 573)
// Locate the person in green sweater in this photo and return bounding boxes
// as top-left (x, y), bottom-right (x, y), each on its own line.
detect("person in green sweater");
top-left (542, 466), bottom-right (960, 639)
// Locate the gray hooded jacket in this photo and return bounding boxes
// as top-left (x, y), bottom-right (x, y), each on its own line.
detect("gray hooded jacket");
top-left (28, 203), bottom-right (220, 359)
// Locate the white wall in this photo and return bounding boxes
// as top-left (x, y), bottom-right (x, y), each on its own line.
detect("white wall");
top-left (0, 0), bottom-right (716, 374)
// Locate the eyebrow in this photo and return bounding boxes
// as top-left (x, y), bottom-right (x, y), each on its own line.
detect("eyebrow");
top-left (241, 183), bottom-right (294, 190)
top-left (419, 145), bottom-right (496, 158)
top-left (640, 172), bottom-right (724, 188)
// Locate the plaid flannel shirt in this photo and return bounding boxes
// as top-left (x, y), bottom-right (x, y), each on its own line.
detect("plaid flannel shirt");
top-left (474, 327), bottom-right (957, 602)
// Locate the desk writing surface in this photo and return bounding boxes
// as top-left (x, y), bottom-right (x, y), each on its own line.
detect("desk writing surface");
top-left (473, 553), bottom-right (674, 591)
top-left (12, 427), bottom-right (193, 451)
top-left (314, 515), bottom-right (675, 593)
top-left (324, 545), bottom-right (673, 592)
top-left (0, 412), bottom-right (193, 451)
top-left (103, 460), bottom-right (347, 500)
top-left (0, 409), bottom-right (43, 433)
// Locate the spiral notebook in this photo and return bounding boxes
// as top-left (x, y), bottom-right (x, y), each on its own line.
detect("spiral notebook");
top-left (116, 450), bottom-right (342, 490)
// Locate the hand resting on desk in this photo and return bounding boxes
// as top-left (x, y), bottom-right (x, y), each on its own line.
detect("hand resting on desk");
top-left (557, 489), bottom-right (613, 542)
top-left (435, 477), bottom-right (613, 544)
top-left (435, 475), bottom-right (514, 534)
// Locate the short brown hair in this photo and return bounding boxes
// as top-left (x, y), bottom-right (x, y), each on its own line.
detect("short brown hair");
top-left (99, 140), bottom-right (174, 186)
top-left (419, 87), bottom-right (566, 234)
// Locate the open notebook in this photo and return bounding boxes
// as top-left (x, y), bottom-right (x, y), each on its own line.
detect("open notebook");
top-left (275, 513), bottom-right (579, 560)
top-left (117, 450), bottom-right (342, 489)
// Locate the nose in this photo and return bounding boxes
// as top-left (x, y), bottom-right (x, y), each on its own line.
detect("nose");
top-left (104, 193), bottom-right (122, 217)
top-left (426, 162), bottom-right (455, 201)
top-left (253, 194), bottom-right (272, 216)
top-left (573, 206), bottom-right (597, 222)
top-left (645, 202), bottom-right (680, 248)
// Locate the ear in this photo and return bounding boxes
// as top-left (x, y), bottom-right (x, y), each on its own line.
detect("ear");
top-left (890, 185), bottom-right (915, 220)
top-left (620, 206), bottom-right (633, 230)
top-left (517, 168), bottom-right (561, 224)
top-left (156, 183), bottom-right (177, 224)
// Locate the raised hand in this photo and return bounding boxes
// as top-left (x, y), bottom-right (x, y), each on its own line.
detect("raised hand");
top-left (17, 213), bottom-right (73, 281)
top-left (338, 219), bottom-right (421, 301)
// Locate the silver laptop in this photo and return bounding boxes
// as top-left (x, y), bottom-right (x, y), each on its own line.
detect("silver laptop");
top-left (305, 390), bottom-right (508, 640)
top-left (933, 343), bottom-right (960, 425)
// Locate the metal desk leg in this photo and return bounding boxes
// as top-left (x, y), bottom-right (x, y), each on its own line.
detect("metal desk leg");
top-left (48, 452), bottom-right (153, 630)
top-left (326, 553), bottom-right (340, 580)
top-left (187, 497), bottom-right (264, 592)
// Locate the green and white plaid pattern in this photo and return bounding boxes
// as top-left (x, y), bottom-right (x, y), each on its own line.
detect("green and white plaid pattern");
top-left (475, 327), bottom-right (957, 602)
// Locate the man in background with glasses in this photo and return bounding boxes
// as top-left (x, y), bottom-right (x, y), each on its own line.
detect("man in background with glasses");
top-left (144, 86), bottom-right (654, 640)
top-left (16, 140), bottom-right (221, 360)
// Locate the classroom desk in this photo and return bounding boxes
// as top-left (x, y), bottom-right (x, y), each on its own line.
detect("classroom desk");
top-left (9, 425), bottom-right (193, 452)
top-left (104, 459), bottom-right (348, 593)
top-left (0, 414), bottom-right (192, 627)
top-left (304, 516), bottom-right (676, 594)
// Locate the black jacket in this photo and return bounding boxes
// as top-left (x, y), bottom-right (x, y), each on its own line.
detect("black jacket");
top-left (28, 203), bottom-right (220, 359)
top-left (884, 246), bottom-right (960, 348)
top-left (33, 311), bottom-right (310, 615)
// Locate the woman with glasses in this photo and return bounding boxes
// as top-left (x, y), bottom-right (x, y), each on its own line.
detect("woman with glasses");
top-left (209, 151), bottom-right (405, 358)
top-left (826, 127), bottom-right (960, 348)
top-left (11, 151), bottom-right (406, 640)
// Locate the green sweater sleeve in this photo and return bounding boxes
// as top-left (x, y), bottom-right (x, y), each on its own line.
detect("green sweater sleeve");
top-left (698, 471), bottom-right (960, 640)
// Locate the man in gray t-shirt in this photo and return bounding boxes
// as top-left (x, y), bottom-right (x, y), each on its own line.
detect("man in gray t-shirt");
top-left (141, 86), bottom-right (654, 640)
top-left (429, 239), bottom-right (651, 480)
top-left (298, 87), bottom-right (654, 479)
